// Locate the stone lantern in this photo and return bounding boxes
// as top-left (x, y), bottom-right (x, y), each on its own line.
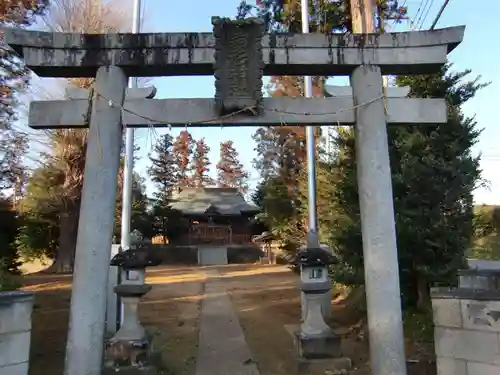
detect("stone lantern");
top-left (104, 231), bottom-right (161, 370)
top-left (291, 245), bottom-right (341, 359)
top-left (298, 243), bottom-right (336, 320)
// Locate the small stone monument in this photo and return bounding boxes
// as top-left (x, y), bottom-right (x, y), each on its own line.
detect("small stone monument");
top-left (104, 231), bottom-right (161, 372)
top-left (290, 243), bottom-right (351, 373)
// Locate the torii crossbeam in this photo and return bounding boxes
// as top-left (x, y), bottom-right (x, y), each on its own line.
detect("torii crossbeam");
top-left (29, 95), bottom-right (446, 128)
top-left (4, 26), bottom-right (464, 77)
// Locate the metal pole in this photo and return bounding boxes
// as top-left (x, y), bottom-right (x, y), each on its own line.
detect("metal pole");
top-left (300, 0), bottom-right (319, 247)
top-left (430, 0), bottom-right (451, 30)
top-left (299, 0), bottom-right (326, 323)
top-left (119, 0), bottom-right (142, 325)
top-left (121, 0), bottom-right (141, 252)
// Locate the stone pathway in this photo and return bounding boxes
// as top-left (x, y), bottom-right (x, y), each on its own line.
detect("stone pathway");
top-left (195, 269), bottom-right (260, 375)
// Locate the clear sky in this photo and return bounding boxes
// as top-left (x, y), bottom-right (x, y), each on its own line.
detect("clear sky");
top-left (128, 0), bottom-right (498, 204)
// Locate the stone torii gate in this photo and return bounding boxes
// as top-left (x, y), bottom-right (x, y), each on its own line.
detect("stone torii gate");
top-left (5, 20), bottom-right (464, 375)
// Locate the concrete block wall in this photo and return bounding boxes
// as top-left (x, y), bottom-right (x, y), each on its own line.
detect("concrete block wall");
top-left (431, 288), bottom-right (500, 375)
top-left (460, 259), bottom-right (500, 290)
top-left (467, 259), bottom-right (500, 271)
top-left (458, 269), bottom-right (500, 291)
top-left (0, 291), bottom-right (34, 375)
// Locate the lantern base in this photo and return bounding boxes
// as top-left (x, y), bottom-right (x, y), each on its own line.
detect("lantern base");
top-left (296, 330), bottom-right (342, 359)
top-left (103, 337), bottom-right (153, 369)
top-left (296, 357), bottom-right (352, 375)
top-left (285, 324), bottom-right (352, 373)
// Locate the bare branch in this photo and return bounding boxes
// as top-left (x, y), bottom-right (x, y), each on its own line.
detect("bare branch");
top-left (20, 0), bottom-right (146, 206)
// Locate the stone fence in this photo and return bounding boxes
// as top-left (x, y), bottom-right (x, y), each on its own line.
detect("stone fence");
top-left (0, 291), bottom-right (35, 375)
top-left (431, 260), bottom-right (500, 375)
top-left (467, 259), bottom-right (500, 271)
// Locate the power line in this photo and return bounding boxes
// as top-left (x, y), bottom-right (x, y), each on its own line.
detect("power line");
top-left (418, 0), bottom-right (435, 29)
top-left (430, 0), bottom-right (451, 30)
top-left (388, 0), bottom-right (407, 30)
top-left (412, 0), bottom-right (427, 29)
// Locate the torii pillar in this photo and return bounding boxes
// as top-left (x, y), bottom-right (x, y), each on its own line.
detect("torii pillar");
top-left (63, 66), bottom-right (127, 375)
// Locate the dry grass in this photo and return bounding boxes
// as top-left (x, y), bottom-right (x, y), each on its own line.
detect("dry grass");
top-left (21, 263), bottom-right (436, 375)
top-left (141, 266), bottom-right (205, 375)
top-left (220, 264), bottom-right (436, 375)
top-left (219, 264), bottom-right (301, 375)
top-left (219, 265), bottom-right (372, 375)
top-left (22, 266), bottom-right (205, 375)
top-left (23, 273), bottom-right (72, 375)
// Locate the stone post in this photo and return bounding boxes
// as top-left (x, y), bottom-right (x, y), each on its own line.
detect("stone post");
top-left (64, 66), bottom-right (127, 375)
top-left (351, 65), bottom-right (407, 375)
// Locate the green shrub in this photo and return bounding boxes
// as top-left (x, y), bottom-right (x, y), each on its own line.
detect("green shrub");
top-left (0, 259), bottom-right (21, 291)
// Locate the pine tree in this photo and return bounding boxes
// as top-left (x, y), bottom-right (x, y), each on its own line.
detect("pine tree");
top-left (191, 138), bottom-right (212, 187)
top-left (237, 0), bottom-right (406, 33)
top-left (172, 130), bottom-right (195, 187)
top-left (216, 141), bottom-right (249, 192)
top-left (114, 168), bottom-right (152, 240)
top-left (146, 134), bottom-right (178, 243)
top-left (242, 1), bottom-right (406, 248)
top-left (0, 1), bottom-right (49, 275)
top-left (0, 132), bottom-right (27, 195)
top-left (327, 64), bottom-right (485, 309)
top-left (240, 0), bottom-right (407, 182)
top-left (148, 134), bottom-right (178, 199)
top-left (253, 77), bottom-right (323, 185)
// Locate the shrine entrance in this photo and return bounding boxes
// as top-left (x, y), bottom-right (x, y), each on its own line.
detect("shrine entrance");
top-left (189, 224), bottom-right (231, 246)
top-left (197, 245), bottom-right (228, 266)
top-left (4, 15), bottom-right (465, 375)
top-left (168, 187), bottom-right (258, 247)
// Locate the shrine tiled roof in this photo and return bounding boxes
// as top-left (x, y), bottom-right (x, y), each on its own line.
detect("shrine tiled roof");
top-left (170, 187), bottom-right (259, 215)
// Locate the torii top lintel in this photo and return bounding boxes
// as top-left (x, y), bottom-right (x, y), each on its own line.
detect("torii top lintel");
top-left (3, 26), bottom-right (465, 78)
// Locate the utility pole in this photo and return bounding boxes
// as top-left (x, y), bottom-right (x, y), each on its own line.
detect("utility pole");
top-left (301, 0), bottom-right (319, 247)
top-left (119, 0), bottom-right (142, 325)
top-left (430, 0), bottom-right (451, 30)
top-left (349, 1), bottom-right (407, 375)
top-left (351, 0), bottom-right (375, 33)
